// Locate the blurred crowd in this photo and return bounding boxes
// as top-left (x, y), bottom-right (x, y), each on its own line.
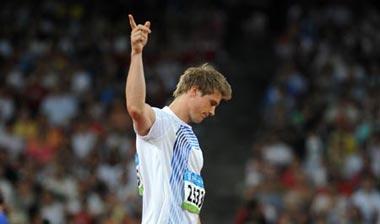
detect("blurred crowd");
top-left (237, 2), bottom-right (380, 224)
top-left (0, 1), bottom-right (229, 223)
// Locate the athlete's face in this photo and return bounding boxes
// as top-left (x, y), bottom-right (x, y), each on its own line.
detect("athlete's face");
top-left (188, 88), bottom-right (222, 123)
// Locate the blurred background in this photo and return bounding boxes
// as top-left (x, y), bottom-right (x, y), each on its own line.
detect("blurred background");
top-left (0, 0), bottom-right (380, 223)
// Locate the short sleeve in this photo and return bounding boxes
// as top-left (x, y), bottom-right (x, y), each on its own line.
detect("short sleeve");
top-left (136, 107), bottom-right (170, 141)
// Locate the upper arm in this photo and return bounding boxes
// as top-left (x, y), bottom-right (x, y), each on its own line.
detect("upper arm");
top-left (128, 103), bottom-right (155, 136)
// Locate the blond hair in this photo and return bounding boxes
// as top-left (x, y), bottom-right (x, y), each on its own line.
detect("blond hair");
top-left (173, 64), bottom-right (232, 100)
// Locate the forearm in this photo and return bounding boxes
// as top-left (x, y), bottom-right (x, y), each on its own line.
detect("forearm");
top-left (126, 52), bottom-right (146, 113)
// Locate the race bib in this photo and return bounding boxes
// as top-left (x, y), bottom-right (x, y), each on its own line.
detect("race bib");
top-left (182, 170), bottom-right (206, 214)
top-left (135, 154), bottom-right (144, 196)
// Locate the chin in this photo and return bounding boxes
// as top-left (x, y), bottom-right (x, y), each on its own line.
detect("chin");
top-left (195, 119), bottom-right (203, 124)
top-left (191, 117), bottom-right (204, 124)
top-left (199, 117), bottom-right (207, 123)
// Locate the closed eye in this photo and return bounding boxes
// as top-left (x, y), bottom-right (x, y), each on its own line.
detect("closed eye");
top-left (210, 100), bottom-right (218, 107)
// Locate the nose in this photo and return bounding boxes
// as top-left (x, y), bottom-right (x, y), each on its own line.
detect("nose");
top-left (209, 107), bottom-right (216, 117)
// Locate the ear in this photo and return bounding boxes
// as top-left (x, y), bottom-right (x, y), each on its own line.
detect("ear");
top-left (189, 86), bottom-right (199, 97)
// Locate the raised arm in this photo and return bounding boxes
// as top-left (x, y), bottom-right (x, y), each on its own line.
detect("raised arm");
top-left (126, 14), bottom-right (155, 136)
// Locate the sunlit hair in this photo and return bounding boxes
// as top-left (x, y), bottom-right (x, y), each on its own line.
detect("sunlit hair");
top-left (173, 63), bottom-right (232, 100)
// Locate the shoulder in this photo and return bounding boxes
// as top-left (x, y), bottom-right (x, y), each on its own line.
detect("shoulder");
top-left (153, 107), bottom-right (180, 125)
top-left (152, 107), bottom-right (172, 123)
top-left (136, 107), bottom-right (178, 141)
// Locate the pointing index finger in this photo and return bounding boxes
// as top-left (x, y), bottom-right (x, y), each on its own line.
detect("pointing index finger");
top-left (144, 21), bottom-right (151, 29)
top-left (128, 14), bottom-right (137, 29)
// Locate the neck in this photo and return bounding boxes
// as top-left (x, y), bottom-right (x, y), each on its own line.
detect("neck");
top-left (169, 96), bottom-right (190, 123)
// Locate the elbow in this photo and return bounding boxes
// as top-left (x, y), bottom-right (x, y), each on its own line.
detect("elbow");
top-left (127, 105), bottom-right (144, 120)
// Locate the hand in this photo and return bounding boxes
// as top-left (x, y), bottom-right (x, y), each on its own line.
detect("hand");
top-left (129, 14), bottom-right (151, 55)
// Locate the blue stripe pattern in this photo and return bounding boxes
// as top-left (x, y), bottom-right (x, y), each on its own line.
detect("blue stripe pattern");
top-left (135, 154), bottom-right (139, 165)
top-left (168, 125), bottom-right (200, 223)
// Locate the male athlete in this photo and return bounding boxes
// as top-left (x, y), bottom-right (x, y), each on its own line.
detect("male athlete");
top-left (126, 14), bottom-right (232, 224)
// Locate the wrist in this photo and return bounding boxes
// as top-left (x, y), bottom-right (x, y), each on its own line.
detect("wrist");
top-left (131, 50), bottom-right (143, 57)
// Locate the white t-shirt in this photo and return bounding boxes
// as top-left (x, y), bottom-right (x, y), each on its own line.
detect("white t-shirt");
top-left (135, 106), bottom-right (205, 224)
